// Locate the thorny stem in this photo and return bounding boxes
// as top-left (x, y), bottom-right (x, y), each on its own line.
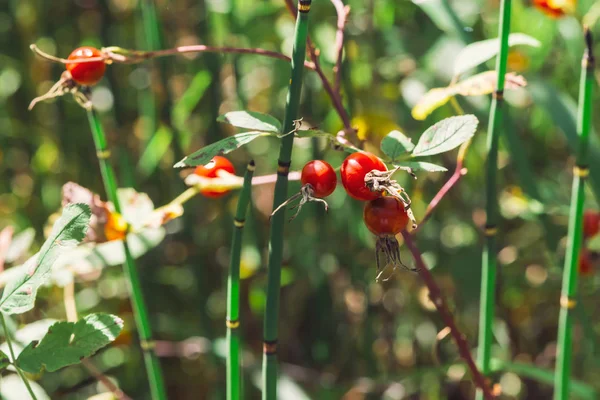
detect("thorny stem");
top-left (401, 232), bottom-right (495, 400)
top-left (63, 283), bottom-right (132, 400)
top-left (414, 140), bottom-right (471, 233)
top-left (331, 0), bottom-right (350, 93)
top-left (30, 43), bottom-right (316, 70)
top-left (0, 313), bottom-right (38, 400)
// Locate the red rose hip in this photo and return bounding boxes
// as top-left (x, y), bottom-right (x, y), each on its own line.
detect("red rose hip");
top-left (341, 152), bottom-right (387, 201)
top-left (66, 46), bottom-right (106, 86)
top-left (194, 156), bottom-right (236, 198)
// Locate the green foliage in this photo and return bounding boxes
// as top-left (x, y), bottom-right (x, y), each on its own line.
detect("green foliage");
top-left (17, 313), bottom-right (123, 374)
top-left (174, 131), bottom-right (272, 168)
top-left (411, 115), bottom-right (478, 157)
top-left (453, 33), bottom-right (540, 76)
top-left (217, 111), bottom-right (282, 133)
top-left (0, 204), bottom-right (91, 315)
top-left (381, 130), bottom-right (415, 159)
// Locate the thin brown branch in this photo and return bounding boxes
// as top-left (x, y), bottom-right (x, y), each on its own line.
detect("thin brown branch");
top-left (414, 139), bottom-right (471, 233)
top-left (30, 43), bottom-right (316, 71)
top-left (283, 0), bottom-right (353, 131)
top-left (401, 232), bottom-right (495, 400)
top-left (331, 0), bottom-right (350, 93)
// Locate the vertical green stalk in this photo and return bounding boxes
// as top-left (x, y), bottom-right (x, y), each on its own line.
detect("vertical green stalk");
top-left (86, 110), bottom-right (167, 400)
top-left (262, 1), bottom-right (311, 399)
top-left (1, 313), bottom-right (37, 400)
top-left (227, 161), bottom-right (255, 400)
top-left (553, 29), bottom-right (595, 400)
top-left (137, 0), bottom-right (160, 145)
top-left (476, 1), bottom-right (511, 399)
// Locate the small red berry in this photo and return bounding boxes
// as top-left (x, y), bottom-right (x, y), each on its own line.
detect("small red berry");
top-left (194, 156), bottom-right (236, 198)
top-left (66, 46), bottom-right (106, 86)
top-left (578, 249), bottom-right (595, 276)
top-left (583, 210), bottom-right (600, 239)
top-left (301, 160), bottom-right (337, 198)
top-left (341, 152), bottom-right (387, 201)
top-left (363, 196), bottom-right (409, 236)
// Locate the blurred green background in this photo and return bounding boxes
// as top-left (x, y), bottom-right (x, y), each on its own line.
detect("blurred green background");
top-left (2, 0), bottom-right (600, 398)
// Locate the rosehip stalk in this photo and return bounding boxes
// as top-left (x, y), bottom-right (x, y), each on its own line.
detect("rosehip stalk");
top-left (476, 2), bottom-right (511, 399)
top-left (263, 2), bottom-right (311, 398)
top-left (554, 29), bottom-right (595, 400)
top-left (226, 161), bottom-right (255, 400)
top-left (87, 109), bottom-right (167, 400)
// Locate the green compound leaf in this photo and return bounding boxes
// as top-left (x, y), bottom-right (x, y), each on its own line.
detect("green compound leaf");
top-left (17, 313), bottom-right (123, 374)
top-left (412, 115), bottom-right (478, 157)
top-left (0, 204), bottom-right (90, 315)
top-left (381, 130), bottom-right (415, 160)
top-left (174, 131), bottom-right (272, 168)
top-left (394, 161), bottom-right (448, 172)
top-left (454, 33), bottom-right (541, 77)
top-left (217, 111), bottom-right (282, 133)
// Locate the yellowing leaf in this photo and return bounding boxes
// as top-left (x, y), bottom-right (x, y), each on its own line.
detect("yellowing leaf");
top-left (411, 72), bottom-right (527, 121)
top-left (454, 72), bottom-right (527, 97)
top-left (411, 88), bottom-right (452, 121)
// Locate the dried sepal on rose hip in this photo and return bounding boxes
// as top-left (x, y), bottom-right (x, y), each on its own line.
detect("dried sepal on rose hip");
top-left (29, 46), bottom-right (108, 110)
top-left (271, 160), bottom-right (337, 221)
top-left (341, 151), bottom-right (417, 228)
top-left (363, 196), bottom-right (415, 281)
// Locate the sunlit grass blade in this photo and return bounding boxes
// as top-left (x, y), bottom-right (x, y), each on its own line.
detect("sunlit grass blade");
top-left (553, 28), bottom-right (595, 400)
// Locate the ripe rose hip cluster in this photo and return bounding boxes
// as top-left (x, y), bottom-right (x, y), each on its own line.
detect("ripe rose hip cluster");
top-left (196, 151), bottom-right (414, 281)
top-left (46, 46), bottom-right (416, 280)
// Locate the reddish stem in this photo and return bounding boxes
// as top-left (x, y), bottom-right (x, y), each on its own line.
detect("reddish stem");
top-left (283, 0), bottom-right (353, 131)
top-left (331, 0), bottom-right (350, 93)
top-left (30, 43), bottom-right (316, 70)
top-left (415, 166), bottom-right (468, 233)
top-left (402, 232), bottom-right (495, 400)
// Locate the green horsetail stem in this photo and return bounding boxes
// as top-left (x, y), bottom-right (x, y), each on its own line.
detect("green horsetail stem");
top-left (227, 161), bottom-right (255, 400)
top-left (553, 29), bottom-right (595, 400)
top-left (87, 110), bottom-right (167, 400)
top-left (476, 1), bottom-right (512, 399)
top-left (262, 1), bottom-right (311, 399)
